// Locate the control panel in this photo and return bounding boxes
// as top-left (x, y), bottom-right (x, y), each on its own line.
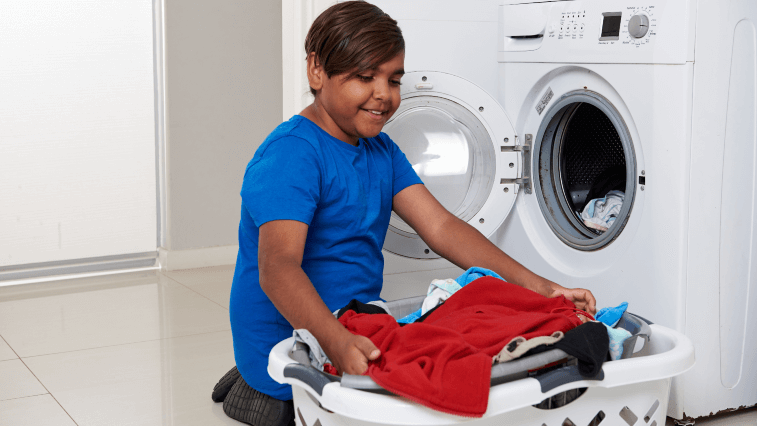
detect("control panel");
top-left (500, 0), bottom-right (690, 64)
top-left (551, 5), bottom-right (658, 47)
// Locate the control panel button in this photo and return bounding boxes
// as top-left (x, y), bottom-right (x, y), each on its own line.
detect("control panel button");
top-left (629, 13), bottom-right (650, 38)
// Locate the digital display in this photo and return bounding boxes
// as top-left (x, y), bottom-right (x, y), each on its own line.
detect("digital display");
top-left (601, 13), bottom-right (622, 39)
top-left (602, 14), bottom-right (621, 37)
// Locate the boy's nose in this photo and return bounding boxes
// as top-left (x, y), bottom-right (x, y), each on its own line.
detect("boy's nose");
top-left (373, 80), bottom-right (391, 101)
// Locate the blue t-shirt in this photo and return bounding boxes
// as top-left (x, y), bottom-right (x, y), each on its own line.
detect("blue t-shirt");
top-left (229, 115), bottom-right (422, 399)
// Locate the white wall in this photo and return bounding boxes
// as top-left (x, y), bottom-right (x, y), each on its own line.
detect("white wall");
top-left (0, 1), bottom-right (158, 275)
top-left (0, 0), bottom-right (287, 278)
top-left (162, 0), bottom-right (283, 258)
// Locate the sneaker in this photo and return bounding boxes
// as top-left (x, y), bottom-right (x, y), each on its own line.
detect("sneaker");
top-left (222, 375), bottom-right (295, 426)
top-left (212, 366), bottom-right (241, 403)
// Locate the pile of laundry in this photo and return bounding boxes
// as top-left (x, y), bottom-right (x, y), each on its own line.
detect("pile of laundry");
top-left (293, 268), bottom-right (631, 418)
top-left (580, 190), bottom-right (625, 232)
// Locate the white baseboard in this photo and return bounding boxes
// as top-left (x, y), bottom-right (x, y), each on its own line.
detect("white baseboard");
top-left (157, 246), bottom-right (450, 273)
top-left (159, 245), bottom-right (238, 271)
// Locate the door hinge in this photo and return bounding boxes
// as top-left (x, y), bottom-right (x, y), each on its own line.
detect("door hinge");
top-left (500, 134), bottom-right (532, 194)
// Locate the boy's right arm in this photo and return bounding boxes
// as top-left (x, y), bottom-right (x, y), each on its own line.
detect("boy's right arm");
top-left (258, 219), bottom-right (381, 375)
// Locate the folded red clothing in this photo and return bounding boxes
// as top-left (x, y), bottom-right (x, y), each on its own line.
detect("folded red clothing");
top-left (338, 276), bottom-right (586, 417)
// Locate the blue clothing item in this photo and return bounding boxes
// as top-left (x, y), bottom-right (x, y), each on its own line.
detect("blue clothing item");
top-left (454, 267), bottom-right (503, 287)
top-left (397, 267), bottom-right (504, 324)
top-left (229, 115), bottom-right (422, 400)
top-left (596, 302), bottom-right (629, 327)
top-left (603, 323), bottom-right (633, 360)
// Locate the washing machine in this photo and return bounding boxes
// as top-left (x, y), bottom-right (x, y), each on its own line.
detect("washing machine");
top-left (493, 0), bottom-right (757, 420)
top-left (369, 0), bottom-right (757, 420)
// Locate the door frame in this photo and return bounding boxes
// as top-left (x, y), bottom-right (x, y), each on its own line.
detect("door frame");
top-left (281, 0), bottom-right (338, 120)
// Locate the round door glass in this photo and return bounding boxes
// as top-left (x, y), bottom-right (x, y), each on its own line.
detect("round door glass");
top-left (534, 92), bottom-right (637, 251)
top-left (383, 96), bottom-right (495, 234)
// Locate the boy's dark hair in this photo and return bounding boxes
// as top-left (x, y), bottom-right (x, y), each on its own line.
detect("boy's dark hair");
top-left (305, 1), bottom-right (404, 96)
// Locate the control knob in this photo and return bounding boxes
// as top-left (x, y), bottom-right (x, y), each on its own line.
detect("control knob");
top-left (629, 13), bottom-right (649, 38)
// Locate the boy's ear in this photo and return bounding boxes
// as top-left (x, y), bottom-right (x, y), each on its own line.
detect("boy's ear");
top-left (306, 52), bottom-right (324, 93)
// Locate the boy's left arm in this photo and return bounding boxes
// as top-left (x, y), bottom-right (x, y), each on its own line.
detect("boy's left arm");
top-left (392, 184), bottom-right (597, 315)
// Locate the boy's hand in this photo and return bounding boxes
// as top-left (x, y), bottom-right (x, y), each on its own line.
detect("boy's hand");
top-left (529, 276), bottom-right (597, 316)
top-left (549, 285), bottom-right (597, 317)
top-left (325, 331), bottom-right (381, 375)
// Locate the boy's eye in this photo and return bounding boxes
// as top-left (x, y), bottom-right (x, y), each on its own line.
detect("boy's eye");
top-left (358, 75), bottom-right (373, 82)
top-left (391, 80), bottom-right (402, 86)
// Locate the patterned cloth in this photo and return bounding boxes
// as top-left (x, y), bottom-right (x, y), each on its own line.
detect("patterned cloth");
top-left (603, 323), bottom-right (633, 360)
top-left (581, 190), bottom-right (625, 232)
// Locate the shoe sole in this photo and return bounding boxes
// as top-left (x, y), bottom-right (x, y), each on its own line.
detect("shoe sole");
top-left (212, 365), bottom-right (241, 403)
top-left (223, 377), bottom-right (294, 426)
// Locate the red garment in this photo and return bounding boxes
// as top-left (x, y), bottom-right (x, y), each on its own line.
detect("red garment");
top-left (338, 277), bottom-right (586, 417)
top-left (323, 363), bottom-right (339, 376)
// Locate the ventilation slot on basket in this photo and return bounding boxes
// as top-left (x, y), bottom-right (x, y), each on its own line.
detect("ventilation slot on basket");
top-left (562, 418), bottom-right (576, 426)
top-left (644, 399), bottom-right (660, 422)
top-left (297, 408), bottom-right (323, 426)
top-left (533, 387), bottom-right (588, 409)
top-left (650, 422), bottom-right (657, 426)
top-left (619, 406), bottom-right (639, 425)
top-left (589, 410), bottom-right (606, 425)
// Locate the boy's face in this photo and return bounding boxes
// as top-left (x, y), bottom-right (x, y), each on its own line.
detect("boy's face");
top-left (316, 52), bottom-right (405, 145)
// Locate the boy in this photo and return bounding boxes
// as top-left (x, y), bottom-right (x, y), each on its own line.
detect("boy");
top-left (215, 3), bottom-right (596, 425)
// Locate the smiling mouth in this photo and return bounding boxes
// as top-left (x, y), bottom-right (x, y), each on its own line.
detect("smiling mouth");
top-left (363, 109), bottom-right (387, 117)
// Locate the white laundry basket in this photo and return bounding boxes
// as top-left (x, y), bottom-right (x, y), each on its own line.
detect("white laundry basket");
top-left (268, 296), bottom-right (695, 426)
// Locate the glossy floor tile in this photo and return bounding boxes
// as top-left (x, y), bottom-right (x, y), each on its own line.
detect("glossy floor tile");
top-left (0, 336), bottom-right (17, 361)
top-left (380, 266), bottom-right (463, 301)
top-left (0, 394), bottom-right (76, 426)
top-left (23, 330), bottom-right (238, 426)
top-left (163, 265), bottom-right (235, 309)
top-left (0, 359), bottom-right (47, 401)
top-left (0, 271), bottom-right (230, 358)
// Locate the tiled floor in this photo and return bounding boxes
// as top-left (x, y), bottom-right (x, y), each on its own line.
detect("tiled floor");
top-left (0, 266), bottom-right (754, 426)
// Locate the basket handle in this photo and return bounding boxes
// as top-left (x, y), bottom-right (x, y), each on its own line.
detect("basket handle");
top-left (283, 364), bottom-right (336, 396)
top-left (284, 341), bottom-right (339, 396)
top-left (617, 312), bottom-right (653, 359)
top-left (535, 365), bottom-right (605, 393)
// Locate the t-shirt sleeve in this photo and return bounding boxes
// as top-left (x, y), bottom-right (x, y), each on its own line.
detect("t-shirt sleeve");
top-left (241, 136), bottom-right (321, 227)
top-left (386, 133), bottom-right (423, 197)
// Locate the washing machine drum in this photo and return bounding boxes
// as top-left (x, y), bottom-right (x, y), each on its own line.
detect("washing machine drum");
top-left (381, 72), bottom-right (521, 259)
